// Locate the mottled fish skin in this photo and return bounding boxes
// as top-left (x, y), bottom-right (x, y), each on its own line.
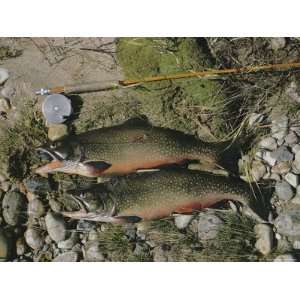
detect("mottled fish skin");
top-left (65, 169), bottom-right (265, 223)
top-left (36, 119), bottom-right (225, 177)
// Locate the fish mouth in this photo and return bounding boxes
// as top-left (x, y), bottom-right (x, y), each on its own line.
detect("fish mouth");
top-left (35, 147), bottom-right (112, 177)
top-left (35, 147), bottom-right (80, 176)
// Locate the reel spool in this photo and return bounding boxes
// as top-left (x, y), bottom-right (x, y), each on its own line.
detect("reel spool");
top-left (42, 94), bottom-right (72, 124)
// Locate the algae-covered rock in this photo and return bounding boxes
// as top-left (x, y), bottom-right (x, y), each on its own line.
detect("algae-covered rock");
top-left (117, 38), bottom-right (228, 138)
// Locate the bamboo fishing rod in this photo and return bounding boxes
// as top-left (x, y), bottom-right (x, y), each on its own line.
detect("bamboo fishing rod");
top-left (36, 61), bottom-right (300, 95)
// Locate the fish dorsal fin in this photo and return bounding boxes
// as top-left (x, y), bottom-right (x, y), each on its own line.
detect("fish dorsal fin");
top-left (123, 116), bottom-right (150, 127)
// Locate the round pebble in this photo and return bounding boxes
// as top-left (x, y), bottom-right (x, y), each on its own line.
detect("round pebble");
top-left (270, 38), bottom-right (286, 51)
top-left (174, 214), bottom-right (194, 230)
top-left (258, 137), bottom-right (277, 151)
top-left (274, 254), bottom-right (296, 262)
top-left (275, 210), bottom-right (300, 236)
top-left (271, 161), bottom-right (291, 174)
top-left (2, 191), bottom-right (27, 226)
top-left (284, 172), bottom-right (299, 188)
top-left (285, 131), bottom-right (299, 145)
top-left (0, 98), bottom-right (10, 112)
top-left (27, 198), bottom-right (45, 218)
top-left (57, 232), bottom-right (79, 249)
top-left (254, 224), bottom-right (274, 255)
top-left (0, 229), bottom-right (9, 261)
top-left (271, 115), bottom-right (288, 140)
top-left (53, 251), bottom-right (79, 262)
top-left (251, 160), bottom-right (266, 181)
top-left (270, 146), bottom-right (294, 162)
top-left (0, 68), bottom-right (9, 85)
top-left (16, 237), bottom-right (27, 256)
top-left (24, 227), bottom-right (45, 250)
top-left (84, 242), bottom-right (105, 262)
top-left (1, 86), bottom-right (16, 99)
top-left (197, 212), bottom-right (223, 241)
top-left (275, 181), bottom-right (294, 201)
top-left (153, 246), bottom-right (168, 262)
top-left (48, 124), bottom-right (68, 141)
top-left (23, 176), bottom-right (52, 195)
top-left (45, 212), bottom-right (68, 242)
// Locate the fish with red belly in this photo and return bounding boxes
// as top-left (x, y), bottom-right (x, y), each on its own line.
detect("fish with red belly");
top-left (61, 169), bottom-right (266, 224)
top-left (35, 118), bottom-right (232, 177)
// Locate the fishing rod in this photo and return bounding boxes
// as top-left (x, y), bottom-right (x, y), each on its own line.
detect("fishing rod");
top-left (36, 61), bottom-right (300, 96)
top-left (36, 61), bottom-right (300, 124)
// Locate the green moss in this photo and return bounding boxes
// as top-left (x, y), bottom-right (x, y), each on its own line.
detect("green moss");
top-left (0, 98), bottom-right (47, 179)
top-left (117, 38), bottom-right (229, 138)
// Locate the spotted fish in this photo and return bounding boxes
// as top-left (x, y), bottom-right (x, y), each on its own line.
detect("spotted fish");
top-left (35, 118), bottom-right (234, 177)
top-left (61, 169), bottom-right (266, 224)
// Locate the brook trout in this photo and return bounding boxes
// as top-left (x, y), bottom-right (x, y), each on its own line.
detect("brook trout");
top-left (35, 118), bottom-right (233, 177)
top-left (61, 169), bottom-right (266, 224)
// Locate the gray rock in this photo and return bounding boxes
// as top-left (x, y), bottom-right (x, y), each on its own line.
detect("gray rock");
top-left (84, 242), bottom-right (105, 261)
top-left (286, 81), bottom-right (300, 104)
top-left (274, 254), bottom-right (296, 262)
top-left (174, 214), bottom-right (194, 229)
top-left (45, 212), bottom-right (68, 242)
top-left (124, 224), bottom-right (136, 241)
top-left (271, 161), bottom-right (291, 174)
top-left (134, 242), bottom-right (150, 257)
top-left (269, 173), bottom-right (281, 181)
top-left (53, 251), bottom-right (79, 262)
top-left (292, 144), bottom-right (300, 154)
top-left (1, 181), bottom-right (11, 192)
top-left (270, 37), bottom-right (286, 51)
top-left (153, 246), bottom-right (168, 262)
top-left (285, 131), bottom-right (299, 145)
top-left (27, 198), bottom-right (45, 218)
top-left (262, 151), bottom-right (277, 166)
top-left (251, 160), bottom-right (266, 181)
top-left (290, 195), bottom-right (300, 205)
top-left (2, 191), bottom-right (27, 226)
top-left (254, 224), bottom-right (274, 255)
top-left (1, 86), bottom-right (16, 99)
top-left (284, 172), bottom-right (299, 188)
top-left (0, 98), bottom-right (10, 112)
top-left (0, 229), bottom-right (9, 261)
top-left (0, 68), bottom-right (9, 85)
top-left (23, 176), bottom-right (52, 195)
top-left (274, 210), bottom-right (300, 236)
top-left (271, 115), bottom-right (288, 140)
top-left (248, 113), bottom-right (264, 127)
top-left (291, 126), bottom-right (300, 137)
top-left (197, 212), bottom-right (223, 241)
top-left (293, 240), bottom-right (300, 250)
top-left (258, 137), bottom-right (277, 151)
top-left (57, 232), bottom-right (79, 249)
top-left (297, 185), bottom-right (300, 196)
top-left (293, 151), bottom-right (300, 173)
top-left (24, 227), bottom-right (45, 250)
top-left (270, 146), bottom-right (294, 162)
top-left (275, 181), bottom-right (294, 201)
top-left (48, 124), bottom-right (68, 141)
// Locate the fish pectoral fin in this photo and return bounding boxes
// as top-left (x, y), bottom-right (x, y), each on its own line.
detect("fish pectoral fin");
top-left (113, 215), bottom-right (142, 224)
top-left (84, 161), bottom-right (112, 173)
